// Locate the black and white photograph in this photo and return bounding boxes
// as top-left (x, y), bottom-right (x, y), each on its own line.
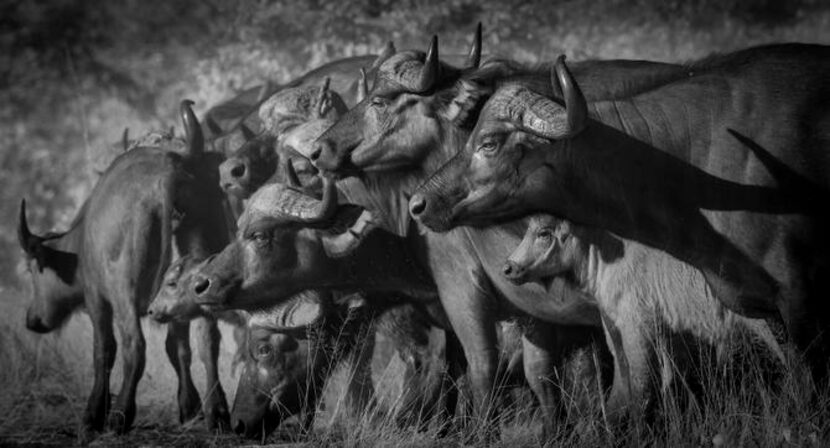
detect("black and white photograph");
top-left (2, 0), bottom-right (829, 446)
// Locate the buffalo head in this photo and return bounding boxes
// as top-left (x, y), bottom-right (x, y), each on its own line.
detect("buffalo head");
top-left (17, 200), bottom-right (83, 333)
top-left (503, 214), bottom-right (580, 290)
top-left (409, 56), bottom-right (588, 231)
top-left (311, 24), bottom-right (483, 176)
top-left (147, 254), bottom-right (207, 323)
top-left (231, 291), bottom-right (369, 439)
top-left (189, 176), bottom-right (373, 310)
top-left (219, 80), bottom-right (347, 199)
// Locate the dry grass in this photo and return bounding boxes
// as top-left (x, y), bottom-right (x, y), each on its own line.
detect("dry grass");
top-left (3, 1), bottom-right (830, 446)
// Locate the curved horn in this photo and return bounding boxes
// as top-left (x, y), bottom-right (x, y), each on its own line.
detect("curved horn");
top-left (296, 174), bottom-right (337, 224)
top-left (415, 36), bottom-right (439, 92)
top-left (554, 55), bottom-right (587, 136)
top-left (121, 128), bottom-right (130, 152)
top-left (322, 209), bottom-right (376, 258)
top-left (180, 100), bottom-right (204, 156)
top-left (466, 22), bottom-right (482, 69)
top-left (316, 77), bottom-right (331, 118)
top-left (284, 159), bottom-right (302, 188)
top-left (247, 175), bottom-right (337, 225)
top-left (240, 123), bottom-right (256, 141)
top-left (17, 199), bottom-right (38, 255)
top-left (356, 68), bottom-right (369, 103)
top-left (372, 41), bottom-right (396, 70)
top-left (260, 175), bottom-right (337, 225)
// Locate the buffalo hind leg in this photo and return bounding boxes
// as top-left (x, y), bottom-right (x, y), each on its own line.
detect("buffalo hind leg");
top-left (82, 298), bottom-right (117, 439)
top-left (108, 303), bottom-right (146, 433)
top-left (164, 320), bottom-right (201, 424)
top-left (194, 316), bottom-right (231, 431)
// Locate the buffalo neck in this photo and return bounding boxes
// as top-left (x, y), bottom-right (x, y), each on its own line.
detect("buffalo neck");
top-left (533, 81), bottom-right (789, 316)
top-left (328, 229), bottom-right (436, 300)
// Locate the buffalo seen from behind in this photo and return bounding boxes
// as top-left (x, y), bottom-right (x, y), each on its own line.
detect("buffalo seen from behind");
top-left (15, 25), bottom-right (830, 445)
top-left (17, 101), bottom-right (231, 436)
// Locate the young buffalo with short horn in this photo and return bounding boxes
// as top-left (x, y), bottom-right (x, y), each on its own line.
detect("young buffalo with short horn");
top-left (505, 214), bottom-right (784, 421)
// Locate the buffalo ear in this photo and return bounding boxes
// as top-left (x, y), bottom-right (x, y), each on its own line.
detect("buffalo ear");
top-left (441, 79), bottom-right (489, 126)
top-left (339, 293), bottom-right (369, 319)
top-left (553, 220), bottom-right (572, 246)
top-left (40, 246), bottom-right (79, 284)
top-left (249, 291), bottom-right (326, 331)
top-left (121, 128), bottom-right (130, 152)
top-left (282, 296), bottom-right (324, 329)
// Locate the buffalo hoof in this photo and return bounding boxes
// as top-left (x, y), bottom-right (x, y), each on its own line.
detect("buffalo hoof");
top-left (179, 393), bottom-right (202, 423)
top-left (106, 409), bottom-right (132, 434)
top-left (76, 423), bottom-right (97, 445)
top-left (205, 402), bottom-right (231, 433)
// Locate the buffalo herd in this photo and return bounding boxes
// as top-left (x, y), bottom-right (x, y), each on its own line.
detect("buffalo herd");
top-left (16, 24), bottom-right (830, 443)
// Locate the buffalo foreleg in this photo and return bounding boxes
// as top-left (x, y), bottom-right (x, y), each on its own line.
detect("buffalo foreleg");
top-left (164, 320), bottom-right (201, 423)
top-left (194, 316), bottom-right (230, 431)
top-left (520, 319), bottom-right (565, 444)
top-left (343, 326), bottom-right (377, 422)
top-left (437, 330), bottom-right (467, 436)
top-left (440, 298), bottom-right (499, 442)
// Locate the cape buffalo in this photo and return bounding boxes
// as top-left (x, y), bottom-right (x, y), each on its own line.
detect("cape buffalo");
top-left (308, 26), bottom-right (688, 438)
top-left (232, 292), bottom-right (457, 440)
top-left (505, 214), bottom-right (784, 421)
top-left (147, 253), bottom-right (463, 440)
top-left (17, 101), bottom-right (230, 436)
top-left (409, 46), bottom-right (830, 381)
top-left (218, 78), bottom-right (350, 201)
top-left (202, 54), bottom-right (381, 148)
top-left (191, 171), bottom-right (606, 442)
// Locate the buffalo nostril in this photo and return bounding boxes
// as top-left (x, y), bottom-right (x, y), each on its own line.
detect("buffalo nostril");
top-left (26, 316), bottom-right (49, 333)
top-left (310, 140), bottom-right (327, 161)
top-left (309, 147), bottom-right (322, 161)
top-left (147, 308), bottom-right (154, 315)
top-left (409, 194), bottom-right (427, 216)
top-left (233, 419), bottom-right (246, 435)
top-left (193, 277), bottom-right (211, 296)
top-left (502, 263), bottom-right (513, 277)
top-left (229, 163), bottom-right (246, 179)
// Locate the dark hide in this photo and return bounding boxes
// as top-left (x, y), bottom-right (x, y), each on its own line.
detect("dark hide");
top-left (413, 43), bottom-right (830, 381)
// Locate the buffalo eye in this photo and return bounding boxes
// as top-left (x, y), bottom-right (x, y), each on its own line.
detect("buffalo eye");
top-left (370, 96), bottom-right (388, 108)
top-left (537, 228), bottom-right (554, 243)
top-left (477, 139), bottom-right (498, 155)
top-left (250, 231), bottom-right (270, 243)
top-left (256, 343), bottom-right (273, 359)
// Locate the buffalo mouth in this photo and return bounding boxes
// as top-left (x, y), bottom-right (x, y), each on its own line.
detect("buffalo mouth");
top-left (221, 181), bottom-right (251, 199)
top-left (313, 141), bottom-right (361, 179)
top-left (191, 275), bottom-right (242, 309)
top-left (539, 276), bottom-right (559, 292)
top-left (148, 309), bottom-right (174, 324)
